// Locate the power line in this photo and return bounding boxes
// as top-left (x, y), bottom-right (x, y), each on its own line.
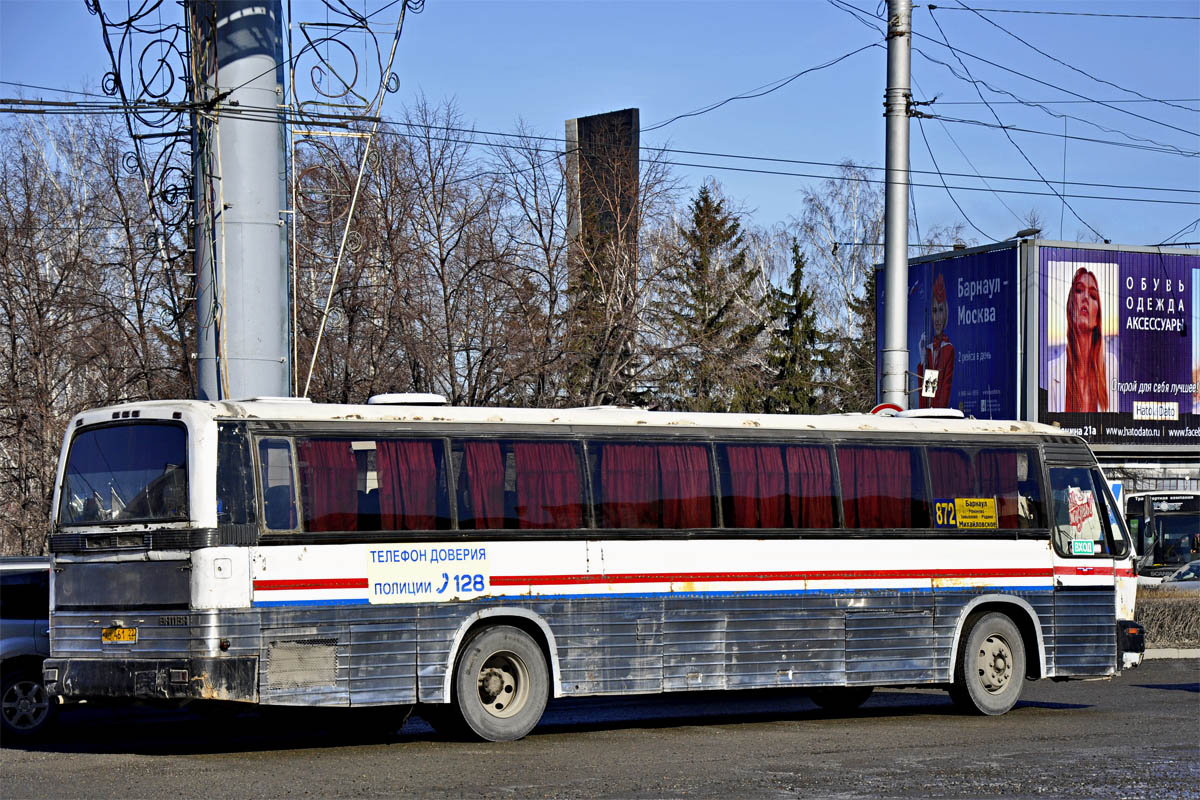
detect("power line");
top-left (925, 6), bottom-right (1200, 21)
top-left (933, 98), bottom-right (1200, 108)
top-left (0, 81), bottom-right (115, 99)
top-left (1154, 217), bottom-right (1200, 247)
top-left (947, 0), bottom-right (1197, 115)
top-left (915, 116), bottom-right (998, 241)
top-left (7, 95), bottom-right (1197, 203)
top-left (641, 42), bottom-right (882, 132)
top-left (831, 0), bottom-right (1199, 139)
top-left (912, 76), bottom-right (1025, 227)
top-left (927, 112), bottom-right (1199, 157)
top-left (926, 7), bottom-right (1106, 240)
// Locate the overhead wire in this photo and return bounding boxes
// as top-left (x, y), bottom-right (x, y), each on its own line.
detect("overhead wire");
top-left (641, 42), bottom-right (882, 133)
top-left (831, 0), bottom-right (1199, 139)
top-left (912, 76), bottom-right (1026, 227)
top-left (4, 94), bottom-right (1197, 202)
top-left (926, 6), bottom-right (1105, 240)
top-left (925, 6), bottom-right (1200, 21)
top-left (915, 115), bottom-right (998, 241)
top-left (827, 0), bottom-right (1198, 156)
top-left (10, 98), bottom-right (1195, 206)
top-left (947, 0), bottom-right (1197, 115)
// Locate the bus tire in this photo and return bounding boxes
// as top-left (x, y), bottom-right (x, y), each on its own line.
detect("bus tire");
top-left (453, 625), bottom-right (548, 742)
top-left (808, 686), bottom-right (874, 713)
top-left (949, 612), bottom-right (1026, 716)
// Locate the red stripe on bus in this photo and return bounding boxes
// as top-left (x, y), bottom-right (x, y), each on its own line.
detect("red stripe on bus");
top-left (1051, 566), bottom-right (1116, 577)
top-left (254, 578), bottom-right (369, 591)
top-left (488, 568), bottom-right (1052, 586)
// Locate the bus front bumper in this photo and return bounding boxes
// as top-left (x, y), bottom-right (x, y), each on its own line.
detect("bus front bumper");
top-left (43, 657), bottom-right (258, 703)
top-left (1118, 620), bottom-right (1145, 671)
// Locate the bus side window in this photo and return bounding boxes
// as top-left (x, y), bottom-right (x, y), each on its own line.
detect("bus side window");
top-left (928, 447), bottom-right (1045, 530)
top-left (836, 445), bottom-right (929, 529)
top-left (217, 423), bottom-right (256, 525)
top-left (259, 438), bottom-right (298, 531)
top-left (591, 441), bottom-right (715, 530)
top-left (455, 440), bottom-right (585, 530)
top-left (716, 443), bottom-right (836, 529)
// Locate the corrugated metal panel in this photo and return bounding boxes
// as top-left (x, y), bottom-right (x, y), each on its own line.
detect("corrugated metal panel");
top-left (349, 622), bottom-right (417, 705)
top-left (664, 612), bottom-right (727, 691)
top-left (726, 609), bottom-right (845, 688)
top-left (554, 603), bottom-right (663, 695)
top-left (1053, 590), bottom-right (1116, 676)
top-left (846, 610), bottom-right (937, 684)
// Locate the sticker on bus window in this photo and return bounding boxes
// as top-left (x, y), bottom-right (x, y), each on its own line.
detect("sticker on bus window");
top-left (1071, 540), bottom-right (1096, 556)
top-left (1067, 487), bottom-right (1103, 542)
top-left (366, 545), bottom-right (490, 604)
top-left (933, 498), bottom-right (998, 529)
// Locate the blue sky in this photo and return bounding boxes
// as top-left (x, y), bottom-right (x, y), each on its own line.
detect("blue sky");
top-left (2, 0), bottom-right (1198, 247)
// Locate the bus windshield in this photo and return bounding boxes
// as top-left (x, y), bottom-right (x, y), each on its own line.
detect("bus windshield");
top-left (1154, 514), bottom-right (1200, 566)
top-left (57, 423), bottom-right (188, 526)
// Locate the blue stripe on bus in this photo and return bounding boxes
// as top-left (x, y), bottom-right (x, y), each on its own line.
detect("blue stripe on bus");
top-left (251, 585), bottom-right (1055, 608)
top-left (252, 598), bottom-right (372, 607)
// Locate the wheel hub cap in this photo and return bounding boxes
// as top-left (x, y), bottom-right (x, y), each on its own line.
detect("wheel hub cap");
top-left (977, 634), bottom-right (1013, 693)
top-left (477, 651), bottom-right (527, 719)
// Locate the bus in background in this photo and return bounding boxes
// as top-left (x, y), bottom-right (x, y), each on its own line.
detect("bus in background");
top-left (1125, 492), bottom-right (1200, 583)
top-left (43, 398), bottom-right (1143, 741)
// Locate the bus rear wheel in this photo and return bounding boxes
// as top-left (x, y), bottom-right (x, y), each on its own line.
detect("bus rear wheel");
top-left (453, 625), bottom-right (548, 742)
top-left (949, 612), bottom-right (1026, 716)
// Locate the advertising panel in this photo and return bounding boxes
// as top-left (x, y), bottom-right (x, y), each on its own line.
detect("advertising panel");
top-left (877, 247), bottom-right (1019, 418)
top-left (1038, 247), bottom-right (1199, 446)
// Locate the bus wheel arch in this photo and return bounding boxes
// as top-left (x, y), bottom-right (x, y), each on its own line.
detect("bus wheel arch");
top-left (438, 608), bottom-right (561, 705)
top-left (949, 610), bottom-right (1028, 715)
top-left (949, 596), bottom-right (1045, 682)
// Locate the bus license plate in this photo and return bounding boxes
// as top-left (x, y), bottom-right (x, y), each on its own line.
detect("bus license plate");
top-left (101, 627), bottom-right (137, 644)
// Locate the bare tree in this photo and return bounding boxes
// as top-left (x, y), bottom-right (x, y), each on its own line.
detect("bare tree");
top-left (0, 114), bottom-right (191, 554)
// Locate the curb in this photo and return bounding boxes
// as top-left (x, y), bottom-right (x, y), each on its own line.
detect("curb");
top-left (1144, 648), bottom-right (1200, 660)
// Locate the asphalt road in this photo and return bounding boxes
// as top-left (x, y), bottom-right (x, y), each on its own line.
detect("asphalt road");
top-left (2, 659), bottom-right (1197, 800)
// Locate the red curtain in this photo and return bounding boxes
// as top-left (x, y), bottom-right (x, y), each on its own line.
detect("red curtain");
top-left (978, 450), bottom-right (1021, 528)
top-left (659, 444), bottom-right (714, 528)
top-left (785, 445), bottom-right (835, 528)
top-left (838, 446), bottom-right (911, 529)
top-left (599, 443), bottom-right (659, 528)
top-left (514, 442), bottom-right (582, 529)
top-left (463, 441), bottom-right (505, 529)
top-left (296, 439), bottom-right (358, 532)
top-left (376, 440), bottom-right (439, 530)
top-left (928, 448), bottom-right (973, 499)
top-left (725, 445), bottom-right (785, 528)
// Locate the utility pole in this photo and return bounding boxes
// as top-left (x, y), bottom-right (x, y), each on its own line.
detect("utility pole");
top-left (191, 1), bottom-right (290, 400)
top-left (881, 0), bottom-right (912, 408)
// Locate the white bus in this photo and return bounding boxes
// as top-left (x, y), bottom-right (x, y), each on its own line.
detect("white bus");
top-left (43, 398), bottom-right (1143, 741)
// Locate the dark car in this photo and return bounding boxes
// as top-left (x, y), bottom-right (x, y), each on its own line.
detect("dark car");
top-left (1, 557), bottom-right (57, 739)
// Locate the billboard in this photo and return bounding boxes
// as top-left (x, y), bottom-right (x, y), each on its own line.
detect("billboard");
top-left (878, 247), bottom-right (1019, 418)
top-left (1038, 247), bottom-right (1199, 446)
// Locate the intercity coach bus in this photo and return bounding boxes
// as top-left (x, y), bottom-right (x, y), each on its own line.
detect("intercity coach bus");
top-left (43, 397), bottom-right (1143, 741)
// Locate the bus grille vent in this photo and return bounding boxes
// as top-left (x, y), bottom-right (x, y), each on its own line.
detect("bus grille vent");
top-left (266, 638), bottom-right (338, 690)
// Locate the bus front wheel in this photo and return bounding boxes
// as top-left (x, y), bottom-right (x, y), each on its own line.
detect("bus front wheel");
top-left (949, 612), bottom-right (1026, 716)
top-left (453, 625), bottom-right (549, 742)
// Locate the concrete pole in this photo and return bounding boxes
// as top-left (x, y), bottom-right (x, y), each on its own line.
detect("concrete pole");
top-left (881, 0), bottom-right (912, 408)
top-left (192, 1), bottom-right (289, 400)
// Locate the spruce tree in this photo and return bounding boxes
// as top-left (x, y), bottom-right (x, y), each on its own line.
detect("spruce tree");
top-left (760, 240), bottom-right (826, 414)
top-left (659, 184), bottom-right (766, 411)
